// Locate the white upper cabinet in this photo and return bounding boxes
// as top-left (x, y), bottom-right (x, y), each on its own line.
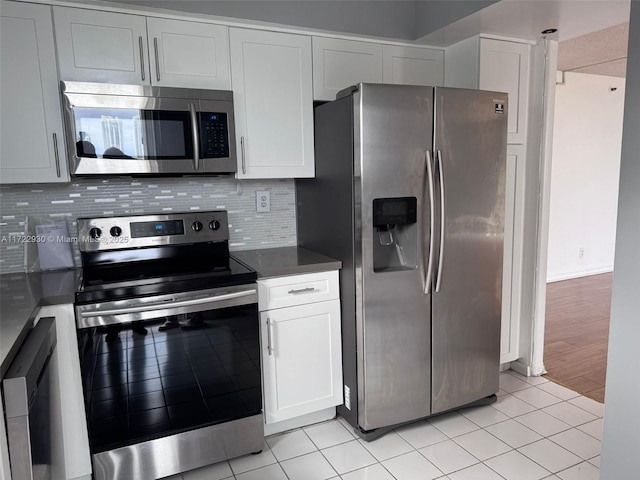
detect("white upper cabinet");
top-left (382, 45), bottom-right (444, 86)
top-left (146, 18), bottom-right (230, 89)
top-left (312, 37), bottom-right (383, 101)
top-left (230, 28), bottom-right (314, 179)
top-left (54, 7), bottom-right (149, 85)
top-left (445, 36), bottom-right (531, 145)
top-left (54, 8), bottom-right (231, 89)
top-left (1, 1), bottom-right (69, 184)
top-left (479, 39), bottom-right (530, 144)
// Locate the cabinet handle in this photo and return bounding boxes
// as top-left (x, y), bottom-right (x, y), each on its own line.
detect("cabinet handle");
top-left (139, 36), bottom-right (146, 81)
top-left (240, 136), bottom-right (246, 174)
top-left (154, 37), bottom-right (161, 82)
top-left (266, 318), bottom-right (274, 356)
top-left (53, 133), bottom-right (61, 177)
top-left (287, 287), bottom-right (315, 295)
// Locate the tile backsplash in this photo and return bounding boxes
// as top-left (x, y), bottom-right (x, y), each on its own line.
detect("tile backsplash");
top-left (0, 177), bottom-right (296, 273)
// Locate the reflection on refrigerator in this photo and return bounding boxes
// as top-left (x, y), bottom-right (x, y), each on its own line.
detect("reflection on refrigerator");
top-left (297, 83), bottom-right (508, 439)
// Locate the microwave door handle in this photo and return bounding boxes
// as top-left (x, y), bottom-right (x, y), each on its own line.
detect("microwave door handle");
top-left (189, 103), bottom-right (200, 170)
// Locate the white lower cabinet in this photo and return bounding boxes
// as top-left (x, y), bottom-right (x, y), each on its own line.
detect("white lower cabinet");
top-left (258, 271), bottom-right (343, 428)
top-left (35, 304), bottom-right (92, 480)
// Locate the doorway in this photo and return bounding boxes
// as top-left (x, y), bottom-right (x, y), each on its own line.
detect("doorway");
top-left (543, 24), bottom-right (628, 402)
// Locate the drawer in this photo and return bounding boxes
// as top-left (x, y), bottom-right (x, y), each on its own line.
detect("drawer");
top-left (258, 270), bottom-right (339, 311)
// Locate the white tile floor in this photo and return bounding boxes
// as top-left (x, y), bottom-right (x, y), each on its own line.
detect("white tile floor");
top-left (166, 371), bottom-right (604, 480)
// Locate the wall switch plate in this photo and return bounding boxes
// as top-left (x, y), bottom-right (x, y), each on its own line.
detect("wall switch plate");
top-left (256, 190), bottom-right (270, 213)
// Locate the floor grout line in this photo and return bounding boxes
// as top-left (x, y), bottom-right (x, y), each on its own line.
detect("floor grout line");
top-left (172, 372), bottom-right (603, 480)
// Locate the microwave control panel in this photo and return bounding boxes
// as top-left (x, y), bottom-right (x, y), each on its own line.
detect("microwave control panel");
top-left (200, 112), bottom-right (229, 158)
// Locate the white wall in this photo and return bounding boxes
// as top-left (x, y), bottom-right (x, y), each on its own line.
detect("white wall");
top-left (600, 1), bottom-right (640, 477)
top-left (546, 72), bottom-right (625, 282)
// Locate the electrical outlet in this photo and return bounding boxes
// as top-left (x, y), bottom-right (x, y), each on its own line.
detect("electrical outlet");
top-left (256, 190), bottom-right (270, 213)
top-left (579, 247), bottom-right (585, 259)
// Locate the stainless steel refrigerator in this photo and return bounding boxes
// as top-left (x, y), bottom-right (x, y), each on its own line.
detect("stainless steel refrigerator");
top-left (296, 83), bottom-right (508, 439)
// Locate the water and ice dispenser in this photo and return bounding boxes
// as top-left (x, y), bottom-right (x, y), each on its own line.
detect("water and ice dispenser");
top-left (372, 197), bottom-right (418, 272)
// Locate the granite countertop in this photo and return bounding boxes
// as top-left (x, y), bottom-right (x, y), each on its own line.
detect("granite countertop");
top-left (0, 268), bottom-right (79, 378)
top-left (232, 246), bottom-right (341, 278)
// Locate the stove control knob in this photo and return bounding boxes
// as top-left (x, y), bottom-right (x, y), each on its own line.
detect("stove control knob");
top-left (110, 226), bottom-right (122, 237)
top-left (89, 227), bottom-right (102, 239)
top-left (209, 220), bottom-right (221, 231)
top-left (191, 221), bottom-right (203, 232)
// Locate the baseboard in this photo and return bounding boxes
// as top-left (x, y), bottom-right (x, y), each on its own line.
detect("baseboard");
top-left (264, 408), bottom-right (336, 436)
top-left (510, 360), bottom-right (531, 377)
top-left (547, 266), bottom-right (613, 283)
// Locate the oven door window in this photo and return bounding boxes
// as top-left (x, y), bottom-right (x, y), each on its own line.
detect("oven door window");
top-left (77, 304), bottom-right (260, 453)
top-left (72, 107), bottom-right (193, 160)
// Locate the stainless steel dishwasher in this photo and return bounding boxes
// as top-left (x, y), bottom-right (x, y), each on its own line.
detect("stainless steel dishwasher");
top-left (2, 317), bottom-right (57, 480)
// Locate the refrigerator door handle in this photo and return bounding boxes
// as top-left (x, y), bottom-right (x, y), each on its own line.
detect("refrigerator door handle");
top-left (425, 150), bottom-right (436, 294)
top-left (435, 149), bottom-right (445, 293)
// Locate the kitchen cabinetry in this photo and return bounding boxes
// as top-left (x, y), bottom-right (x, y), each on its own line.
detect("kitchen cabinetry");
top-left (35, 304), bottom-right (92, 480)
top-left (145, 17), bottom-right (230, 89)
top-left (312, 37), bottom-right (383, 101)
top-left (0, 1), bottom-right (69, 184)
top-left (313, 38), bottom-right (445, 101)
top-left (258, 271), bottom-right (343, 428)
top-left (382, 45), bottom-right (444, 86)
top-left (230, 28), bottom-right (314, 178)
top-left (479, 39), bottom-right (530, 145)
top-left (501, 145), bottom-right (526, 364)
top-left (54, 7), bottom-right (230, 89)
top-left (445, 36), bottom-right (531, 145)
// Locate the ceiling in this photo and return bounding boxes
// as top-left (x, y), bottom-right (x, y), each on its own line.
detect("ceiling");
top-left (558, 22), bottom-right (629, 77)
top-left (416, 0), bottom-right (631, 78)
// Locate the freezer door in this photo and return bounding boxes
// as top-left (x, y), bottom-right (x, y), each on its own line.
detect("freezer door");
top-left (431, 87), bottom-right (507, 414)
top-left (355, 84), bottom-right (433, 431)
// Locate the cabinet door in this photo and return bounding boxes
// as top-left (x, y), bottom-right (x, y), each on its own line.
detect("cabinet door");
top-left (479, 39), bottom-right (530, 144)
top-left (54, 7), bottom-right (149, 85)
top-left (382, 45), bottom-right (444, 86)
top-left (261, 300), bottom-right (343, 424)
top-left (500, 145), bottom-right (526, 364)
top-left (36, 304), bottom-right (92, 479)
top-left (147, 17), bottom-right (230, 89)
top-left (0, 1), bottom-right (69, 184)
top-left (312, 37), bottom-right (383, 101)
top-left (230, 28), bottom-right (314, 178)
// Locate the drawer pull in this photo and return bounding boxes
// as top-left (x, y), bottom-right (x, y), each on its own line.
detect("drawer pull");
top-left (288, 287), bottom-right (316, 295)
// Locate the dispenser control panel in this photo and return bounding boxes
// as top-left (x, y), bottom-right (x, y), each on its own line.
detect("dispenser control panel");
top-left (373, 197), bottom-right (417, 226)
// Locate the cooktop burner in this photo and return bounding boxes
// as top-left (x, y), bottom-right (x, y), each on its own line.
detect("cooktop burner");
top-left (75, 211), bottom-right (256, 304)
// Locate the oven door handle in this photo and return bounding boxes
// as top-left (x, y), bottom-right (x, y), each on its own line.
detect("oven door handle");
top-left (79, 289), bottom-right (256, 319)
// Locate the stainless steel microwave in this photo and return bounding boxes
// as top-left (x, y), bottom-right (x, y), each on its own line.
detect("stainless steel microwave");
top-left (61, 81), bottom-right (237, 176)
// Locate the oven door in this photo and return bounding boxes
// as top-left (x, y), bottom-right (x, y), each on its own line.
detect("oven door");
top-left (75, 284), bottom-right (263, 480)
top-left (63, 91), bottom-right (201, 176)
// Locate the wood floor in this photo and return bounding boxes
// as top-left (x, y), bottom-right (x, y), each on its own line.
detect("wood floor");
top-left (544, 272), bottom-right (613, 403)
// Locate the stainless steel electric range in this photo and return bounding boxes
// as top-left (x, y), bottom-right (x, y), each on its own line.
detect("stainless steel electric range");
top-left (74, 211), bottom-right (262, 480)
